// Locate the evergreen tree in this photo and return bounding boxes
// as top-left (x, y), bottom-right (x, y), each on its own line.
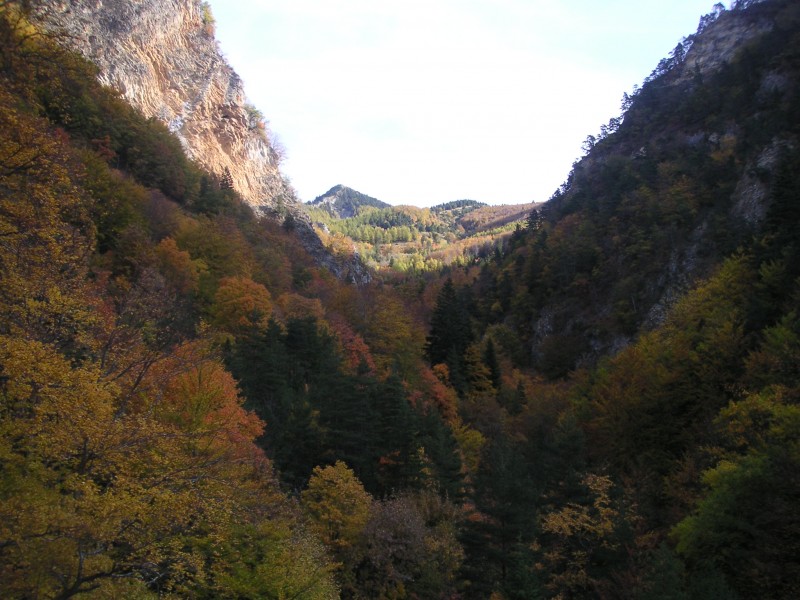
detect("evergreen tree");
top-left (372, 374), bottom-right (423, 494)
top-left (483, 338), bottom-right (502, 390)
top-left (461, 436), bottom-right (537, 597)
top-left (426, 279), bottom-right (472, 393)
top-left (418, 409), bottom-right (464, 499)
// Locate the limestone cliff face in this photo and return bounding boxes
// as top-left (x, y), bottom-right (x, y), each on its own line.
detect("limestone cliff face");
top-left (682, 7), bottom-right (774, 79)
top-left (40, 0), bottom-right (370, 283)
top-left (44, 0), bottom-right (284, 207)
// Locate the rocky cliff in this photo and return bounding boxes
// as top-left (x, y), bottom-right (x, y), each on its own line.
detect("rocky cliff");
top-left (38, 0), bottom-right (370, 283)
top-left (681, 4), bottom-right (775, 79)
top-left (525, 0), bottom-right (799, 367)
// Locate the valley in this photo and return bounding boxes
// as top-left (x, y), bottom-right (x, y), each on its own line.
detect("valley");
top-left (1, 1), bottom-right (798, 598)
top-left (306, 185), bottom-right (539, 272)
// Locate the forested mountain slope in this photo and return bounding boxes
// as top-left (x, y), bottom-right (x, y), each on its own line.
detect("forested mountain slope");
top-left (0, 3), bottom-right (461, 597)
top-left (309, 184), bottom-right (392, 219)
top-left (1, 0), bottom-right (799, 598)
top-left (307, 189), bottom-right (539, 273)
top-left (421, 0), bottom-right (800, 597)
top-left (35, 0), bottom-right (371, 283)
top-left (470, 0), bottom-right (800, 376)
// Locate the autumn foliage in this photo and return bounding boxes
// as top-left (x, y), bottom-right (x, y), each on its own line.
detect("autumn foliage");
top-left (3, 1), bottom-right (800, 598)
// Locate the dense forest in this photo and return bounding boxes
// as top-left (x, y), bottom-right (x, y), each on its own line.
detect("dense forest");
top-left (307, 193), bottom-right (537, 274)
top-left (2, 0), bottom-right (799, 598)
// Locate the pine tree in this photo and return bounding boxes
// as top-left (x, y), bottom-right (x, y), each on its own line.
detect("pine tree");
top-left (483, 338), bottom-right (502, 390)
top-left (426, 279), bottom-right (472, 393)
top-left (220, 166), bottom-right (233, 190)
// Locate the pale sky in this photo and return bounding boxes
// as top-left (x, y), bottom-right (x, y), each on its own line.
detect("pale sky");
top-left (210, 1), bottom-right (721, 207)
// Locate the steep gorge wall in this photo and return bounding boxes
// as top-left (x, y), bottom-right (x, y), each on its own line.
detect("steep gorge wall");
top-left (40, 0), bottom-right (370, 282)
top-left (44, 0), bottom-right (286, 207)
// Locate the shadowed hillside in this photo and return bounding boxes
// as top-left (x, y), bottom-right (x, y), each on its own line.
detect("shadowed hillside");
top-left (2, 0), bottom-right (799, 598)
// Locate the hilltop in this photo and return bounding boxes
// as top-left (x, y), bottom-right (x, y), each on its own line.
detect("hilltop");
top-left (2, 1), bottom-right (799, 598)
top-left (307, 188), bottom-right (539, 272)
top-left (307, 184), bottom-right (391, 218)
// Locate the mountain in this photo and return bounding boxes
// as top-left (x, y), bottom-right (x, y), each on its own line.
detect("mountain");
top-left (307, 184), bottom-right (391, 218)
top-left (475, 0), bottom-right (800, 371)
top-left (306, 191), bottom-right (539, 272)
top-left (453, 202), bottom-right (537, 235)
top-left (36, 0), bottom-right (370, 283)
top-left (3, 0), bottom-right (800, 598)
top-left (435, 3), bottom-right (800, 595)
top-left (41, 0), bottom-right (284, 209)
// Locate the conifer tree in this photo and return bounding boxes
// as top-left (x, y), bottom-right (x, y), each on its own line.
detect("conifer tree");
top-left (426, 279), bottom-right (472, 393)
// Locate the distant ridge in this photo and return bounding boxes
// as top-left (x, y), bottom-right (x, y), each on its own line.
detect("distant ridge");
top-left (308, 185), bottom-right (391, 219)
top-left (430, 199), bottom-right (486, 213)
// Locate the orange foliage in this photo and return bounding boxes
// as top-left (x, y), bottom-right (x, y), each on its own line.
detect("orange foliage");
top-left (274, 292), bottom-right (326, 324)
top-left (209, 275), bottom-right (273, 334)
top-left (155, 341), bottom-right (265, 461)
top-left (410, 364), bottom-right (459, 424)
top-left (329, 317), bottom-right (376, 375)
top-left (155, 236), bottom-right (202, 294)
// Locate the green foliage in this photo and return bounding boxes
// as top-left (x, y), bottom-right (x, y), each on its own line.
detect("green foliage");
top-left (308, 184), bottom-right (390, 218)
top-left (431, 198), bottom-right (486, 214)
top-left (200, 1), bottom-right (215, 27)
top-left (201, 521), bottom-right (339, 599)
top-left (226, 316), bottom-right (462, 496)
top-left (309, 195), bottom-right (533, 273)
top-left (5, 2), bottom-right (800, 598)
top-left (460, 436), bottom-right (539, 598)
top-left (671, 388), bottom-right (800, 599)
top-left (425, 279), bottom-right (473, 391)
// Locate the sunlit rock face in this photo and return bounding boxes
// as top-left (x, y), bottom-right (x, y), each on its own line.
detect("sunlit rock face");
top-left (682, 8), bottom-right (774, 78)
top-left (40, 0), bottom-right (371, 283)
top-left (45, 0), bottom-right (285, 208)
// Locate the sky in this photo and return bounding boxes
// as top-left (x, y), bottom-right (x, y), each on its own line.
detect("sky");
top-left (210, 0), bottom-right (721, 207)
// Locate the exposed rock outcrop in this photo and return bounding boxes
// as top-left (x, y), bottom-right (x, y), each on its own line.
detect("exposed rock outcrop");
top-left (39, 0), bottom-right (370, 283)
top-left (308, 185), bottom-right (391, 219)
top-left (42, 0), bottom-right (284, 207)
top-left (682, 7), bottom-right (774, 79)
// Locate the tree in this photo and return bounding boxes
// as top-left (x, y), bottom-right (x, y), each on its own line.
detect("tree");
top-left (301, 461), bottom-right (373, 595)
top-left (0, 332), bottom-right (273, 598)
top-left (156, 341), bottom-right (265, 456)
top-left (356, 493), bottom-right (463, 599)
top-left (672, 389), bottom-right (800, 599)
top-left (209, 276), bottom-right (272, 336)
top-left (461, 436), bottom-right (538, 598)
top-left (302, 461), bottom-right (373, 553)
top-left (220, 166), bottom-right (233, 190)
top-left (526, 208), bottom-right (543, 231)
top-left (426, 279), bottom-right (472, 392)
top-left (0, 88), bottom-right (96, 355)
top-left (155, 236), bottom-right (202, 295)
top-left (537, 473), bottom-right (636, 599)
top-left (207, 521), bottom-right (339, 600)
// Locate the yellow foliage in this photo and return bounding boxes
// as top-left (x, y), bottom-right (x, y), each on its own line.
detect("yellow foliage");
top-left (537, 473), bottom-right (634, 598)
top-left (0, 12), bottom-right (341, 596)
top-left (452, 420), bottom-right (486, 478)
top-left (274, 292), bottom-right (326, 325)
top-left (0, 89), bottom-right (97, 349)
top-left (155, 236), bottom-right (203, 294)
top-left (301, 461), bottom-right (373, 552)
top-left (209, 275), bottom-right (273, 334)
